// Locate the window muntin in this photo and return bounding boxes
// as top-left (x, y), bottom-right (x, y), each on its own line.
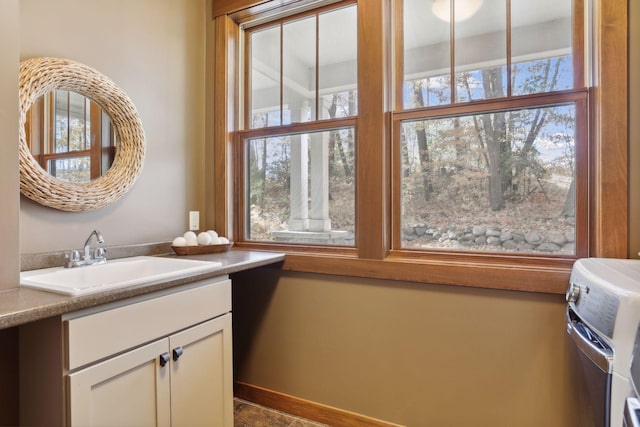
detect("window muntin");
top-left (454, 1), bottom-right (508, 102)
top-left (402, 0), bottom-right (574, 107)
top-left (242, 2), bottom-right (357, 247)
top-left (212, 0), bottom-right (627, 292)
top-left (400, 104), bottom-right (577, 255)
top-left (403, 0), bottom-right (452, 108)
top-left (245, 127), bottom-right (355, 246)
top-left (511, 0), bottom-right (573, 95)
top-left (396, 0), bottom-right (583, 258)
top-left (247, 3), bottom-right (357, 129)
top-left (318, 5), bottom-right (357, 119)
top-left (250, 26), bottom-right (281, 128)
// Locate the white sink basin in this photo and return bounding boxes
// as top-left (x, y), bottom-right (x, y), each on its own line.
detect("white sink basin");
top-left (20, 256), bottom-right (222, 296)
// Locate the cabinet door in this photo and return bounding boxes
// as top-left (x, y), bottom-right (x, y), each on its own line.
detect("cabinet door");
top-left (67, 339), bottom-right (171, 427)
top-left (170, 313), bottom-right (233, 427)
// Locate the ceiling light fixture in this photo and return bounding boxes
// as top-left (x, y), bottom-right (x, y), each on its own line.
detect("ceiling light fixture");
top-left (432, 0), bottom-right (483, 22)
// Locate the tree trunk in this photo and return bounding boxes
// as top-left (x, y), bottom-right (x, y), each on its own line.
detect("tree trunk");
top-left (562, 177), bottom-right (576, 217)
top-left (260, 139), bottom-right (267, 212)
top-left (413, 81), bottom-right (433, 201)
top-left (484, 115), bottom-right (505, 211)
top-left (481, 69), bottom-right (507, 211)
top-left (335, 131), bottom-right (352, 178)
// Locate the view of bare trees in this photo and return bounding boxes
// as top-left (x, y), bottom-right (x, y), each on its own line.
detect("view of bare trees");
top-left (401, 56), bottom-right (576, 253)
top-left (247, 55), bottom-right (576, 254)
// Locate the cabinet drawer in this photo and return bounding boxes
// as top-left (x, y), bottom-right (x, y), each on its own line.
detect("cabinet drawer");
top-left (65, 278), bottom-right (231, 370)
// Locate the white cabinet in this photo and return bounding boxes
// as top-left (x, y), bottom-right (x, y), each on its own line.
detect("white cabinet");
top-left (68, 313), bottom-right (232, 426)
top-left (20, 276), bottom-right (233, 427)
top-left (68, 339), bottom-right (172, 426)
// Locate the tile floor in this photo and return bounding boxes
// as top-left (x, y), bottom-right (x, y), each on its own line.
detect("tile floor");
top-left (234, 398), bottom-right (329, 427)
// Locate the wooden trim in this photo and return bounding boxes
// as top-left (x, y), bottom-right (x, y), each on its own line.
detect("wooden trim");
top-left (391, 118), bottom-right (402, 249)
top-left (356, 0), bottom-right (391, 260)
top-left (214, 0), bottom-right (314, 19)
top-left (449, 0), bottom-right (455, 102)
top-left (204, 6), bottom-right (217, 231)
top-left (393, 0), bottom-right (403, 110)
top-left (212, 0), bottom-right (627, 294)
top-left (89, 101), bottom-right (101, 180)
top-left (238, 116), bottom-right (357, 138)
top-left (214, 15), bottom-right (239, 240)
top-left (213, 0), bottom-right (270, 18)
top-left (279, 23), bottom-right (284, 125)
top-left (394, 88), bottom-right (587, 122)
top-left (243, 21), bottom-right (251, 131)
top-left (506, 0), bottom-right (512, 98)
top-left (574, 95), bottom-right (590, 258)
top-left (573, 0), bottom-right (585, 88)
top-left (41, 149), bottom-right (93, 162)
top-left (591, 0), bottom-right (628, 257)
top-left (234, 381), bottom-right (404, 427)
top-left (281, 252), bottom-right (572, 294)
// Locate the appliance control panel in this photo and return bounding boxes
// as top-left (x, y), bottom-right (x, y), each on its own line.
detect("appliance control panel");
top-left (571, 282), bottom-right (619, 339)
top-left (569, 260), bottom-right (621, 339)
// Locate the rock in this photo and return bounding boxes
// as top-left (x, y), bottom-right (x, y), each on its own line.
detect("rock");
top-left (448, 230), bottom-right (460, 239)
top-left (562, 242), bottom-right (576, 253)
top-left (460, 233), bottom-right (475, 242)
top-left (565, 231), bottom-right (575, 243)
top-left (414, 227), bottom-right (427, 236)
top-left (512, 233), bottom-right (525, 243)
top-left (475, 236), bottom-right (487, 245)
top-left (502, 240), bottom-right (518, 250)
top-left (487, 236), bottom-right (501, 246)
top-left (472, 226), bottom-right (487, 236)
top-left (402, 227), bottom-right (415, 236)
top-left (537, 242), bottom-right (561, 252)
top-left (548, 232), bottom-right (567, 246)
top-left (500, 231), bottom-right (513, 242)
top-left (525, 231), bottom-right (543, 244)
top-left (486, 229), bottom-right (501, 237)
top-left (518, 242), bottom-right (536, 251)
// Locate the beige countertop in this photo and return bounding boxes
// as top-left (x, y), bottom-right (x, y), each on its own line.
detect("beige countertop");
top-left (0, 250), bottom-right (284, 330)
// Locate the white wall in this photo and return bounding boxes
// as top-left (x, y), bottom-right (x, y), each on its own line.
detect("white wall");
top-left (19, 0), bottom-right (208, 254)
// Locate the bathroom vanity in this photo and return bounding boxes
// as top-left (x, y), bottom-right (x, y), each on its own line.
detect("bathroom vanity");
top-left (5, 250), bottom-right (284, 427)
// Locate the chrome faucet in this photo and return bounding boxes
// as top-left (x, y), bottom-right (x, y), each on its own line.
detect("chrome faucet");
top-left (64, 230), bottom-right (107, 268)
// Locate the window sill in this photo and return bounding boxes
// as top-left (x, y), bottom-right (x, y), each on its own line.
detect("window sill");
top-left (235, 244), bottom-right (573, 294)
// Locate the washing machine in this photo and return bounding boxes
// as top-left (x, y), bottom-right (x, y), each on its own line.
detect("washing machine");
top-left (567, 258), bottom-right (640, 427)
top-left (623, 320), bottom-right (640, 426)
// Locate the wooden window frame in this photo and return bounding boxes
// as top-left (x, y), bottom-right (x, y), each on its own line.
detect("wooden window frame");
top-left (211, 0), bottom-right (628, 294)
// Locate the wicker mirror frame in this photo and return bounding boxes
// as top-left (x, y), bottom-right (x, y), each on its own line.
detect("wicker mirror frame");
top-left (19, 57), bottom-right (145, 212)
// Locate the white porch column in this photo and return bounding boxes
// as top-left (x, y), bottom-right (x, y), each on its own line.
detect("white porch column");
top-left (288, 133), bottom-right (309, 231)
top-left (309, 131), bottom-right (331, 231)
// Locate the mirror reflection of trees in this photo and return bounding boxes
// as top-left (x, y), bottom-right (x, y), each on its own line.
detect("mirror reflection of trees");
top-left (25, 90), bottom-right (117, 184)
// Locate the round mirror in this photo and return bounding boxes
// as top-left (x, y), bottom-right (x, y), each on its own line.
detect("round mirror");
top-left (19, 57), bottom-right (145, 212)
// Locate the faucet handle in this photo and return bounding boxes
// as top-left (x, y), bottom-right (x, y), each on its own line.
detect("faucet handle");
top-left (65, 250), bottom-right (80, 261)
top-left (94, 247), bottom-right (107, 260)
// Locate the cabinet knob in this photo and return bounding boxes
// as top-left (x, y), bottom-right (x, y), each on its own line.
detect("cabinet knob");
top-left (159, 352), bottom-right (171, 367)
top-left (172, 346), bottom-right (184, 361)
